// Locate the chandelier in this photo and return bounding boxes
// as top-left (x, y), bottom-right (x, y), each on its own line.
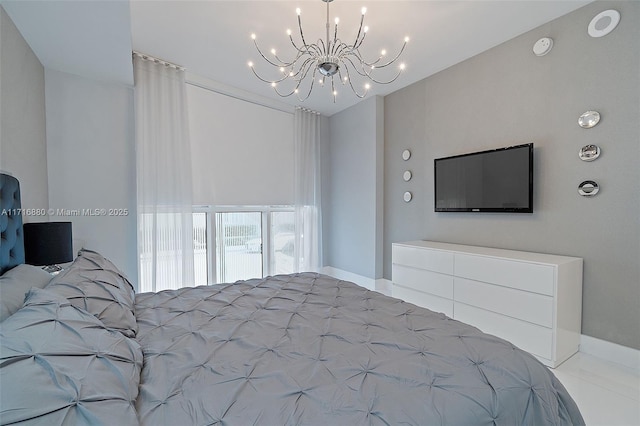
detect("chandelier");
top-left (248, 0), bottom-right (409, 103)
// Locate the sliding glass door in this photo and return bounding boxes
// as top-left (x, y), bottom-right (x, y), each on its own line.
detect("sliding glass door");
top-left (190, 206), bottom-right (295, 285)
top-left (215, 211), bottom-right (263, 283)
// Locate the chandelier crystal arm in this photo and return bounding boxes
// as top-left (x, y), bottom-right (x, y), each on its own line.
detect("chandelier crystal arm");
top-left (289, 33), bottom-right (319, 57)
top-left (290, 64), bottom-right (318, 102)
top-left (318, 38), bottom-right (327, 58)
top-left (330, 76), bottom-right (336, 102)
top-left (342, 56), bottom-right (403, 85)
top-left (298, 67), bottom-right (318, 101)
top-left (273, 51), bottom-right (304, 68)
top-left (290, 57), bottom-right (317, 81)
top-left (296, 37), bottom-right (323, 58)
top-left (250, 66), bottom-right (292, 85)
top-left (270, 56), bottom-right (317, 100)
top-left (339, 67), bottom-right (369, 98)
top-left (331, 38), bottom-right (341, 57)
top-left (354, 31), bottom-right (368, 52)
top-left (297, 12), bottom-right (311, 51)
top-left (343, 55), bottom-right (372, 78)
top-left (359, 40), bottom-right (408, 69)
top-left (333, 39), bottom-right (351, 58)
top-left (351, 11), bottom-right (366, 50)
top-left (253, 38), bottom-right (299, 68)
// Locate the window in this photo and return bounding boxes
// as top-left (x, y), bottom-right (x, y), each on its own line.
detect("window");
top-left (270, 210), bottom-right (295, 275)
top-left (139, 212), bottom-right (205, 293)
top-left (215, 211), bottom-right (262, 283)
top-left (193, 212), bottom-right (208, 285)
top-left (193, 206), bottom-right (295, 285)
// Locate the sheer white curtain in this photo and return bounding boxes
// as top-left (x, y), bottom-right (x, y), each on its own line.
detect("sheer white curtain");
top-left (293, 108), bottom-right (323, 272)
top-left (133, 53), bottom-right (194, 292)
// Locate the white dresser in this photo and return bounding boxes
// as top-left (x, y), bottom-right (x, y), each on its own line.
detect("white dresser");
top-left (392, 240), bottom-right (583, 368)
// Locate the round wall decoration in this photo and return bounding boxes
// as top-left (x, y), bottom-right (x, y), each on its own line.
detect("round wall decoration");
top-left (588, 10), bottom-right (620, 38)
top-left (578, 180), bottom-right (599, 197)
top-left (578, 110), bottom-right (601, 129)
top-left (578, 144), bottom-right (601, 162)
top-left (533, 37), bottom-right (553, 56)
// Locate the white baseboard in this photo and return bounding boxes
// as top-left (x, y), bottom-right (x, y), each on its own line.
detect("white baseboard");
top-left (321, 266), bottom-right (376, 290)
top-left (322, 267), bottom-right (640, 372)
top-left (580, 335), bottom-right (640, 371)
top-left (320, 267), bottom-right (391, 294)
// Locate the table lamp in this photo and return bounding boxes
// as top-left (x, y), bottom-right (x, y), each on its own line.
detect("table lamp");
top-left (23, 222), bottom-right (73, 274)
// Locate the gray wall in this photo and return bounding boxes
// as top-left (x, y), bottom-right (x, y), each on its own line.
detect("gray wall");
top-left (0, 6), bottom-right (48, 215)
top-left (324, 96), bottom-right (384, 279)
top-left (45, 69), bottom-right (137, 286)
top-left (384, 1), bottom-right (640, 350)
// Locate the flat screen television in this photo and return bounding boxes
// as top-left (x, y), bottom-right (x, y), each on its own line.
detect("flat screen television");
top-left (434, 143), bottom-right (533, 213)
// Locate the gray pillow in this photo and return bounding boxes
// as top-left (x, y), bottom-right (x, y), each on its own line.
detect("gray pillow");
top-left (45, 248), bottom-right (138, 337)
top-left (0, 263), bottom-right (52, 321)
top-left (0, 287), bottom-right (142, 425)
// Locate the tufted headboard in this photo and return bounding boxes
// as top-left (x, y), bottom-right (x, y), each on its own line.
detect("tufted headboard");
top-left (0, 173), bottom-right (25, 275)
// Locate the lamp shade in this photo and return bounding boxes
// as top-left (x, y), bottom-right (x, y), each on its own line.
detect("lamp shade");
top-left (23, 222), bottom-right (73, 266)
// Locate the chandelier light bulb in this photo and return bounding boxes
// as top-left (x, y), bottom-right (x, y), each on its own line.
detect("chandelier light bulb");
top-left (248, 0), bottom-right (409, 103)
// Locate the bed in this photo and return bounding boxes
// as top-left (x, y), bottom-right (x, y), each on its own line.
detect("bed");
top-left (0, 173), bottom-right (584, 425)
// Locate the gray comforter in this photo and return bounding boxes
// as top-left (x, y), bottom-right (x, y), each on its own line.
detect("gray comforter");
top-left (134, 273), bottom-right (584, 425)
top-left (1, 251), bottom-right (584, 425)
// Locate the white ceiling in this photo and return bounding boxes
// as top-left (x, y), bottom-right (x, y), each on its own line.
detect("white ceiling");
top-left (3, 0), bottom-right (592, 116)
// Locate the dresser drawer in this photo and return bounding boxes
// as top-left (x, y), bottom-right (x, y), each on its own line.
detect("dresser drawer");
top-left (454, 277), bottom-right (553, 328)
top-left (393, 285), bottom-right (454, 317)
top-left (392, 264), bottom-right (454, 299)
top-left (454, 254), bottom-right (555, 296)
top-left (454, 302), bottom-right (553, 361)
top-left (393, 245), bottom-right (454, 275)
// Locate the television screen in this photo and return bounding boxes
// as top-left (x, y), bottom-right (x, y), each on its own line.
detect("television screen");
top-left (434, 143), bottom-right (533, 213)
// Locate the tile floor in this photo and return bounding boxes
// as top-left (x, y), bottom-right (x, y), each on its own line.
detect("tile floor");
top-left (374, 282), bottom-right (640, 425)
top-left (553, 352), bottom-right (639, 426)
